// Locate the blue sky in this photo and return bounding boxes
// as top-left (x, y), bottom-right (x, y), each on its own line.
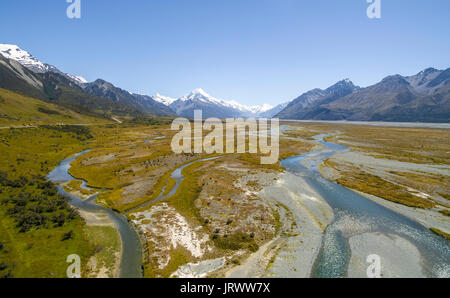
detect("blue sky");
top-left (1, 0), bottom-right (449, 106)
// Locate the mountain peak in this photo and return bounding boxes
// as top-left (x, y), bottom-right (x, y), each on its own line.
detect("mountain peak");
top-left (419, 67), bottom-right (439, 75)
top-left (325, 79), bottom-right (357, 93)
top-left (381, 74), bottom-right (409, 84)
top-left (0, 43), bottom-right (50, 73)
top-left (0, 43), bottom-right (87, 85)
top-left (337, 78), bottom-right (355, 86)
top-left (190, 88), bottom-right (210, 97)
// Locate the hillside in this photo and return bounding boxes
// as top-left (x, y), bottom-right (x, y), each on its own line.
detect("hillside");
top-left (0, 55), bottom-right (146, 120)
top-left (0, 88), bottom-right (108, 126)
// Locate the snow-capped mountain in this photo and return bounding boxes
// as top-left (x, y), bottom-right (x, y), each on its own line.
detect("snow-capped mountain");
top-left (156, 88), bottom-right (276, 118)
top-left (258, 102), bottom-right (290, 118)
top-left (247, 104), bottom-right (274, 115)
top-left (152, 94), bottom-right (178, 106)
top-left (0, 44), bottom-right (283, 118)
top-left (66, 74), bottom-right (88, 84)
top-left (0, 44), bottom-right (87, 85)
top-left (0, 44), bottom-right (52, 73)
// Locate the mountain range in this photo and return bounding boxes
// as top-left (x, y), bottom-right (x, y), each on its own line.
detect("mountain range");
top-left (0, 44), bottom-right (280, 119)
top-left (277, 69), bottom-right (450, 122)
top-left (0, 43), bottom-right (448, 122)
top-left (155, 88), bottom-right (280, 118)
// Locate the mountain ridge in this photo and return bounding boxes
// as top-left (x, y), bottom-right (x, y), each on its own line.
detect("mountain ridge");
top-left (1, 44), bottom-right (448, 122)
top-left (276, 68), bottom-right (450, 123)
top-left (0, 44), bottom-right (173, 118)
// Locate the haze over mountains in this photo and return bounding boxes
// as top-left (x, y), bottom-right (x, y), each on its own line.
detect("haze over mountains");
top-left (0, 44), bottom-right (448, 122)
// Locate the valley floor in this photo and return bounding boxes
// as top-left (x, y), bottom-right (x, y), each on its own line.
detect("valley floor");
top-left (0, 120), bottom-right (448, 278)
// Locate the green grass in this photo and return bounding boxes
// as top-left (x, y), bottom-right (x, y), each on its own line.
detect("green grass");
top-left (167, 161), bottom-right (205, 221)
top-left (0, 207), bottom-right (94, 278)
top-left (0, 88), bottom-right (106, 126)
top-left (163, 177), bottom-right (177, 196)
top-left (0, 126), bottom-right (88, 180)
top-left (144, 247), bottom-right (190, 278)
top-left (84, 226), bottom-right (121, 277)
top-left (213, 232), bottom-right (259, 252)
top-left (0, 126), bottom-right (100, 277)
top-left (64, 180), bottom-right (97, 197)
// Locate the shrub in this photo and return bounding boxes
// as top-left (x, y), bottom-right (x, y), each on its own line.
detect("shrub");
top-left (0, 262), bottom-right (8, 271)
top-left (2, 178), bottom-right (78, 233)
top-left (52, 212), bottom-right (66, 227)
top-left (0, 171), bottom-right (8, 185)
top-left (62, 230), bottom-right (74, 241)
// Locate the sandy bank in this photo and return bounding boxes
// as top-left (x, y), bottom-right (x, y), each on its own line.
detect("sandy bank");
top-left (348, 232), bottom-right (425, 278)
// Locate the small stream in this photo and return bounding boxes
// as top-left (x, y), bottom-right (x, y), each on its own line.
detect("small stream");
top-left (126, 155), bottom-right (224, 213)
top-left (47, 144), bottom-right (225, 277)
top-left (281, 135), bottom-right (450, 277)
top-left (47, 150), bottom-right (143, 278)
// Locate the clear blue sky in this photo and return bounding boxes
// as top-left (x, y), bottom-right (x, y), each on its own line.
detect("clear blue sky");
top-left (1, 0), bottom-right (449, 106)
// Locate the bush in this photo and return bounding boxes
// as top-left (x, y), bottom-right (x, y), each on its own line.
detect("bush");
top-left (16, 212), bottom-right (49, 232)
top-left (213, 232), bottom-right (258, 251)
top-left (67, 208), bottom-right (79, 220)
top-left (39, 125), bottom-right (93, 140)
top-left (0, 269), bottom-right (13, 278)
top-left (52, 212), bottom-right (66, 227)
top-left (0, 171), bottom-right (8, 185)
top-left (2, 178), bottom-right (78, 233)
top-left (62, 230), bottom-right (74, 241)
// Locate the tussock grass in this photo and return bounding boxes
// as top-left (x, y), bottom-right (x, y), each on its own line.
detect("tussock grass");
top-left (324, 160), bottom-right (436, 209)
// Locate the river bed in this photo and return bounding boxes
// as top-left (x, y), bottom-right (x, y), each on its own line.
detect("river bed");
top-left (281, 135), bottom-right (450, 277)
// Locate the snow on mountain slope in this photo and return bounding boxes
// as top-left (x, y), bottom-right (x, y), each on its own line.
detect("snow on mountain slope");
top-left (66, 74), bottom-right (88, 84)
top-left (152, 93), bottom-right (178, 106)
top-left (0, 44), bottom-right (52, 73)
top-left (158, 88), bottom-right (274, 118)
top-left (259, 102), bottom-right (290, 118)
top-left (0, 44), bottom-right (87, 85)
